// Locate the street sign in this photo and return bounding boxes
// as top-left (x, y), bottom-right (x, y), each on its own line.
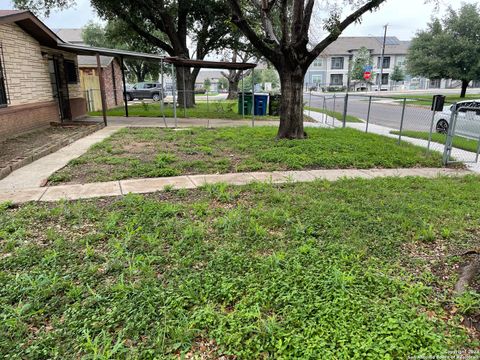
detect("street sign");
top-left (363, 65), bottom-right (373, 72)
top-left (363, 71), bottom-right (372, 80)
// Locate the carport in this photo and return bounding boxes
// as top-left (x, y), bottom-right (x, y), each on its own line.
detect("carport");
top-left (57, 43), bottom-right (257, 126)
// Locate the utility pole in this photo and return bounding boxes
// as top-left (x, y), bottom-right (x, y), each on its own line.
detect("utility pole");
top-left (378, 24), bottom-right (388, 91)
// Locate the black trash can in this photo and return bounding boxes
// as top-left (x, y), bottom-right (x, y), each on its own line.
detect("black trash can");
top-left (269, 94), bottom-right (281, 116)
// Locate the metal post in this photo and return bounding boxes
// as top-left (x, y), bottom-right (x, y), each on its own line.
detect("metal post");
top-left (365, 96), bottom-right (372, 133)
top-left (397, 98), bottom-right (407, 144)
top-left (322, 96), bottom-right (327, 124)
top-left (308, 89), bottom-right (312, 117)
top-left (120, 56), bottom-right (129, 118)
top-left (241, 71), bottom-right (244, 118)
top-left (443, 103), bottom-right (458, 165)
top-left (251, 67), bottom-right (255, 127)
top-left (160, 58), bottom-right (167, 128)
top-left (96, 53), bottom-right (107, 126)
top-left (182, 67), bottom-right (187, 118)
top-left (171, 65), bottom-right (177, 128)
top-left (427, 96), bottom-right (438, 154)
top-left (475, 133), bottom-right (480, 163)
top-left (333, 93), bottom-right (336, 113)
top-left (342, 93), bottom-right (349, 128)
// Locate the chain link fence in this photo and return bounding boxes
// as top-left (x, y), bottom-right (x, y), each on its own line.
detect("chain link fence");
top-left (305, 91), bottom-right (480, 165)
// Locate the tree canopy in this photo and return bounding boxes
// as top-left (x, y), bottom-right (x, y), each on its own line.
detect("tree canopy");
top-left (407, 3), bottom-right (480, 97)
top-left (351, 46), bottom-right (373, 83)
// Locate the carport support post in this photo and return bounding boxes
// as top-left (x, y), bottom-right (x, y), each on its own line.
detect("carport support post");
top-left (342, 93), bottom-right (348, 128)
top-left (171, 65), bottom-right (177, 128)
top-left (160, 59), bottom-right (167, 128)
top-left (182, 67), bottom-right (186, 118)
top-left (397, 98), bottom-right (407, 145)
top-left (96, 53), bottom-right (107, 126)
top-left (427, 96), bottom-right (438, 154)
top-left (120, 56), bottom-right (128, 118)
top-left (365, 96), bottom-right (372, 133)
top-left (251, 68), bottom-right (255, 127)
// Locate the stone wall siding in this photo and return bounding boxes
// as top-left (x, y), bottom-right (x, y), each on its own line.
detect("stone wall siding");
top-left (0, 101), bottom-right (58, 140)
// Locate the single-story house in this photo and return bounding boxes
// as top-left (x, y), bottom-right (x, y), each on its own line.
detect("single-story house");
top-left (0, 10), bottom-right (87, 140)
top-left (55, 28), bottom-right (124, 111)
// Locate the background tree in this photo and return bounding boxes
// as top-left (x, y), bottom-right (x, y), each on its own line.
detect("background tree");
top-left (82, 20), bottom-right (161, 83)
top-left (390, 65), bottom-right (405, 90)
top-left (203, 78), bottom-right (211, 92)
top-left (351, 46), bottom-right (373, 89)
top-left (14, 0), bottom-right (232, 108)
top-left (227, 0), bottom-right (387, 139)
top-left (407, 3), bottom-right (480, 98)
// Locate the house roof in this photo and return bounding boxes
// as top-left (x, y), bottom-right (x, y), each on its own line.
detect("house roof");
top-left (54, 28), bottom-right (84, 44)
top-left (322, 36), bottom-right (410, 56)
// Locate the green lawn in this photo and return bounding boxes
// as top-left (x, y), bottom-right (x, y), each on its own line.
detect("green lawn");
top-left (391, 130), bottom-right (480, 153)
top-left (305, 106), bottom-right (363, 123)
top-left (89, 100), bottom-right (278, 120)
top-left (1, 176), bottom-right (479, 358)
top-left (391, 93), bottom-right (480, 106)
top-left (48, 127), bottom-right (442, 184)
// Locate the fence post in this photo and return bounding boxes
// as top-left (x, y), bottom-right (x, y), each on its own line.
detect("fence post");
top-left (475, 133), bottom-right (480, 163)
top-left (426, 96), bottom-right (438, 154)
top-left (251, 67), bottom-right (255, 127)
top-left (365, 96), bottom-right (372, 133)
top-left (171, 65), bottom-right (177, 128)
top-left (397, 98), bottom-right (407, 144)
top-left (333, 93), bottom-right (336, 113)
top-left (443, 103), bottom-right (457, 165)
top-left (308, 89), bottom-right (312, 117)
top-left (182, 67), bottom-right (187, 119)
top-left (342, 93), bottom-right (349, 128)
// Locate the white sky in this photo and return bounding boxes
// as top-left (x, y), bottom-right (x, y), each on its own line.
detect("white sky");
top-left (0, 0), bottom-right (477, 40)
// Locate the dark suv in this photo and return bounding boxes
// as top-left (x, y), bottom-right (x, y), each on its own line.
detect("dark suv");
top-left (125, 82), bottom-right (164, 101)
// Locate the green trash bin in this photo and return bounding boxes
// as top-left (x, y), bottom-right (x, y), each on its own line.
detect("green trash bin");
top-left (269, 94), bottom-right (281, 116)
top-left (238, 92), bottom-right (253, 115)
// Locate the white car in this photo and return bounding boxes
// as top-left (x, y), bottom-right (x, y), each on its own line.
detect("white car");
top-left (434, 100), bottom-right (480, 139)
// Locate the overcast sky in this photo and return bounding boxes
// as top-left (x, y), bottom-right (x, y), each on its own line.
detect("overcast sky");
top-left (0, 0), bottom-right (478, 39)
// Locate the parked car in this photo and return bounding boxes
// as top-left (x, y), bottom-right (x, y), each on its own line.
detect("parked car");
top-left (434, 100), bottom-right (480, 138)
top-left (124, 82), bottom-right (164, 101)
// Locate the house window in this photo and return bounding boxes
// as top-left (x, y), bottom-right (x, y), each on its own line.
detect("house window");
top-left (0, 46), bottom-right (8, 107)
top-left (330, 74), bottom-right (343, 86)
top-left (313, 58), bottom-right (323, 67)
top-left (331, 57), bottom-right (344, 70)
top-left (377, 56), bottom-right (391, 69)
top-left (64, 60), bottom-right (78, 84)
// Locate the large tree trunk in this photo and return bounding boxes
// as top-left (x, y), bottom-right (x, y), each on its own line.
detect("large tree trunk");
top-left (277, 68), bottom-right (306, 139)
top-left (227, 78), bottom-right (239, 100)
top-left (176, 67), bottom-right (196, 108)
top-left (460, 79), bottom-right (469, 98)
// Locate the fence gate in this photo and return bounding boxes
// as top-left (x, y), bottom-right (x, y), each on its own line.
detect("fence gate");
top-left (443, 103), bottom-right (480, 165)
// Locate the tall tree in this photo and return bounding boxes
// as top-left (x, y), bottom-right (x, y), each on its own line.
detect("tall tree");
top-left (407, 3), bottom-right (480, 98)
top-left (227, 0), bottom-right (387, 139)
top-left (82, 20), bottom-right (162, 83)
top-left (13, 0), bottom-right (232, 108)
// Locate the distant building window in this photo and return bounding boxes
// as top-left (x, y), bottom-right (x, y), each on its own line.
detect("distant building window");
top-left (376, 73), bottom-right (389, 85)
top-left (0, 47), bottom-right (7, 107)
top-left (312, 75), bottom-right (323, 85)
top-left (330, 74), bottom-right (343, 86)
top-left (313, 58), bottom-right (323, 67)
top-left (377, 56), bottom-right (391, 69)
top-left (331, 57), bottom-right (344, 70)
top-left (64, 60), bottom-right (78, 84)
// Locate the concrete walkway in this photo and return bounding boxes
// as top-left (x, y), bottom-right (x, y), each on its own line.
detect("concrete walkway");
top-left (304, 110), bottom-right (480, 173)
top-left (0, 168), bottom-right (471, 204)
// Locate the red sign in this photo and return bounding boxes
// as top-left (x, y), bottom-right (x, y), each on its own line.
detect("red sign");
top-left (363, 71), bottom-right (372, 80)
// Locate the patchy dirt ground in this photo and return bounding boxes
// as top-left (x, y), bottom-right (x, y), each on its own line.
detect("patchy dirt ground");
top-left (0, 125), bottom-right (101, 168)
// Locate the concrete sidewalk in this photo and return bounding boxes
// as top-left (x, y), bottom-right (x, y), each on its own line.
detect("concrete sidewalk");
top-left (0, 168), bottom-right (471, 204)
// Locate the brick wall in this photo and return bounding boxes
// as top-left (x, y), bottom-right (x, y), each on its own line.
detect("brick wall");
top-left (69, 97), bottom-right (87, 119)
top-left (103, 59), bottom-right (124, 109)
top-left (0, 101), bottom-right (58, 140)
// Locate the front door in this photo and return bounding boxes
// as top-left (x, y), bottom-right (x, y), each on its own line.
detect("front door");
top-left (48, 55), bottom-right (71, 122)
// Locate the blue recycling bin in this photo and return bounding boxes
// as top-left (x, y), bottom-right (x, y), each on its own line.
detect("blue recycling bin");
top-left (254, 94), bottom-right (269, 116)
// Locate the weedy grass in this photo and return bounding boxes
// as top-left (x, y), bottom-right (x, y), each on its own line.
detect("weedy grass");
top-left (49, 126), bottom-right (442, 184)
top-left (1, 176), bottom-right (479, 358)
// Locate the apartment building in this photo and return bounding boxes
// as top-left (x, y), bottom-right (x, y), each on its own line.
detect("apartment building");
top-left (305, 36), bottom-right (412, 91)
